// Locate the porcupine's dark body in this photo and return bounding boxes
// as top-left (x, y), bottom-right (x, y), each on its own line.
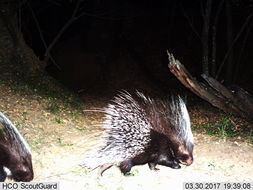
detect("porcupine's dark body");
top-left (0, 167), bottom-right (6, 181)
top-left (0, 112), bottom-right (33, 181)
top-left (117, 131), bottom-right (181, 174)
top-left (85, 91), bottom-right (194, 175)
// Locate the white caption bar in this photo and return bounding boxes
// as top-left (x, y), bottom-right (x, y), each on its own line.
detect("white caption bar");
top-left (183, 182), bottom-right (253, 190)
top-left (0, 182), bottom-right (59, 190)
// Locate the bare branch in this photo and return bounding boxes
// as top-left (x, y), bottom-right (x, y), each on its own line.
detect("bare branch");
top-left (180, 4), bottom-right (201, 41)
top-left (216, 12), bottom-right (253, 79)
top-left (47, 0), bottom-right (62, 7)
top-left (27, 1), bottom-right (60, 70)
top-left (74, 9), bottom-right (140, 21)
top-left (44, 0), bottom-right (82, 62)
top-left (234, 21), bottom-right (253, 81)
top-left (27, 2), bottom-right (47, 51)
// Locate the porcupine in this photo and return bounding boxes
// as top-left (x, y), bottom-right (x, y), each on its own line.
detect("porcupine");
top-left (85, 91), bottom-right (194, 175)
top-left (0, 112), bottom-right (33, 181)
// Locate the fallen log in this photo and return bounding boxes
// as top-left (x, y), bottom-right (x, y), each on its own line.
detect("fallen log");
top-left (167, 51), bottom-right (253, 124)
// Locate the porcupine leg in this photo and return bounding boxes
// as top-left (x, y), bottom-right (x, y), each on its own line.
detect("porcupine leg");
top-left (148, 162), bottom-right (159, 171)
top-left (163, 159), bottom-right (181, 169)
top-left (157, 155), bottom-right (181, 169)
top-left (148, 160), bottom-right (180, 170)
top-left (99, 163), bottom-right (114, 176)
top-left (149, 155), bottom-right (181, 170)
top-left (0, 166), bottom-right (6, 182)
top-left (119, 160), bottom-right (133, 175)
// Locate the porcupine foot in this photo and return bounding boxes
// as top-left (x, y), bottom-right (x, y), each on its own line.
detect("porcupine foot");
top-left (160, 154), bottom-right (181, 169)
top-left (148, 160), bottom-right (181, 170)
top-left (168, 161), bottom-right (181, 169)
top-left (119, 160), bottom-right (133, 175)
top-left (149, 155), bottom-right (181, 170)
top-left (159, 159), bottom-right (181, 169)
top-left (148, 162), bottom-right (160, 171)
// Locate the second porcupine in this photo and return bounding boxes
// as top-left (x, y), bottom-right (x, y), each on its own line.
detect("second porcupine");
top-left (85, 91), bottom-right (194, 175)
top-left (0, 112), bottom-right (33, 182)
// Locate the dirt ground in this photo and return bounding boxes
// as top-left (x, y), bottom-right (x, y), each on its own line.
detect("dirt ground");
top-left (0, 81), bottom-right (253, 190)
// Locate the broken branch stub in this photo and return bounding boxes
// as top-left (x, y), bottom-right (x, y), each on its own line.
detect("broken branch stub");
top-left (167, 51), bottom-right (253, 123)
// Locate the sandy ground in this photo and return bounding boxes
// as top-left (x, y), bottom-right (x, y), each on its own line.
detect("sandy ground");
top-left (32, 133), bottom-right (253, 190)
top-left (0, 82), bottom-right (253, 190)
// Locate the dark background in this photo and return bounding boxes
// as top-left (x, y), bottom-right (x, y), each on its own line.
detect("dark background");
top-left (16, 0), bottom-right (253, 92)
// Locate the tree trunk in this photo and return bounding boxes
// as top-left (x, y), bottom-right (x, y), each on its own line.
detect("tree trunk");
top-left (211, 0), bottom-right (225, 77)
top-left (0, 3), bottom-right (44, 75)
top-left (202, 0), bottom-right (212, 75)
top-left (225, 0), bottom-right (234, 82)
